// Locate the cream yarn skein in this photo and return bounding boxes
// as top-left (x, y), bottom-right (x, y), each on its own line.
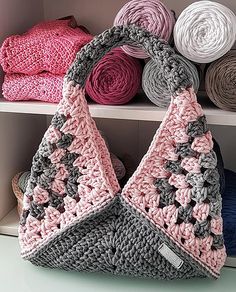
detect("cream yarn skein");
top-left (174, 1), bottom-right (236, 63)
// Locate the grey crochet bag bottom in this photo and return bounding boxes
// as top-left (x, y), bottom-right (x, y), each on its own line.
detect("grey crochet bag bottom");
top-left (19, 26), bottom-right (226, 280)
top-left (29, 196), bottom-right (210, 279)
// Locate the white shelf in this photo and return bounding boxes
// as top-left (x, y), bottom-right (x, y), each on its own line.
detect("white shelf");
top-left (1, 99), bottom-right (236, 126)
top-left (0, 99), bottom-right (57, 115)
top-left (0, 207), bottom-right (19, 236)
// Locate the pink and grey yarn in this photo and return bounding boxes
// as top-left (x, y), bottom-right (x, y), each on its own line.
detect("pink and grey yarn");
top-left (19, 25), bottom-right (226, 279)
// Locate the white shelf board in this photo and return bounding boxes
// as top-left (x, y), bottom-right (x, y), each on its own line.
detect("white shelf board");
top-left (1, 99), bottom-right (236, 125)
top-left (0, 99), bottom-right (57, 115)
top-left (0, 206), bottom-right (19, 236)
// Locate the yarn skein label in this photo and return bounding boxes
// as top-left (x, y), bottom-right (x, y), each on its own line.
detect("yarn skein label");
top-left (158, 243), bottom-right (184, 270)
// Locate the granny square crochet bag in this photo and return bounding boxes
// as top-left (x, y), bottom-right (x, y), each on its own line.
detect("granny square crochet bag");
top-left (19, 26), bottom-right (226, 280)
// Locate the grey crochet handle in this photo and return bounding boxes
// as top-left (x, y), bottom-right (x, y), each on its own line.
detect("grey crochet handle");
top-left (66, 25), bottom-right (192, 94)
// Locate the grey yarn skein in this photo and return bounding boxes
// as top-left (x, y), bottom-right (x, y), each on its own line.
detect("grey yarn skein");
top-left (142, 55), bottom-right (200, 108)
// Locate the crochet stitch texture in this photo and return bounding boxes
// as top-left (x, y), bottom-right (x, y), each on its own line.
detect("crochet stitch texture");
top-left (0, 19), bottom-right (93, 75)
top-left (142, 54), bottom-right (200, 108)
top-left (85, 48), bottom-right (142, 105)
top-left (114, 0), bottom-right (175, 58)
top-left (19, 26), bottom-right (226, 280)
top-left (2, 73), bottom-right (63, 103)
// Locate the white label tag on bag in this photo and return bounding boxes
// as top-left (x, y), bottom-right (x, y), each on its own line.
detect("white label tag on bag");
top-left (158, 243), bottom-right (184, 270)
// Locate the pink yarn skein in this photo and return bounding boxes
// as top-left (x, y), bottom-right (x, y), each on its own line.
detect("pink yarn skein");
top-left (85, 48), bottom-right (142, 105)
top-left (2, 73), bottom-right (64, 103)
top-left (0, 19), bottom-right (93, 75)
top-left (114, 0), bottom-right (175, 59)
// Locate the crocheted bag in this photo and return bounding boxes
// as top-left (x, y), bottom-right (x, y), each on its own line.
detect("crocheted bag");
top-left (19, 26), bottom-right (226, 280)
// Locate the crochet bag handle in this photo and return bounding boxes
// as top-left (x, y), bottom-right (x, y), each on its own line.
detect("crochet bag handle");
top-left (66, 25), bottom-right (192, 94)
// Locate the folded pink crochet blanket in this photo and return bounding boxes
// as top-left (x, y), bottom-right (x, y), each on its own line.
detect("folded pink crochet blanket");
top-left (0, 19), bottom-right (93, 75)
top-left (2, 73), bottom-right (64, 103)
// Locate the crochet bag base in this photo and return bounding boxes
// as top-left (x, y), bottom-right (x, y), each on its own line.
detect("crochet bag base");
top-left (27, 196), bottom-right (211, 279)
top-left (19, 26), bottom-right (226, 280)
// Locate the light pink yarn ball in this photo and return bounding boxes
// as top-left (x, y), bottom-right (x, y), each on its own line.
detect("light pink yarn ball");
top-left (114, 0), bottom-right (175, 59)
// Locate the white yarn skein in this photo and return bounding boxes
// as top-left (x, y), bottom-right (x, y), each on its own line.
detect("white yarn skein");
top-left (174, 1), bottom-right (236, 63)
